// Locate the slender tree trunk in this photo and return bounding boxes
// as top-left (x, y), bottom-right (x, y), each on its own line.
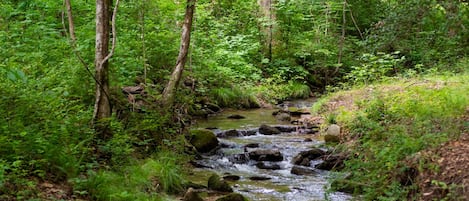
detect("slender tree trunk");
top-left (65, 0), bottom-right (76, 42)
top-left (93, 0), bottom-right (111, 136)
top-left (162, 0), bottom-right (196, 107)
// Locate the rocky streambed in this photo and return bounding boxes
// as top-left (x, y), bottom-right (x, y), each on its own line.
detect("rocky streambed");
top-left (186, 101), bottom-right (352, 201)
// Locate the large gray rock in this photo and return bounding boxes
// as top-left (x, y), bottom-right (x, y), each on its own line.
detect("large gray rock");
top-left (249, 149), bottom-right (283, 161)
top-left (208, 174), bottom-right (233, 193)
top-left (188, 129), bottom-right (219, 153)
top-left (327, 124), bottom-right (341, 135)
top-left (324, 124), bottom-right (341, 143)
top-left (258, 124), bottom-right (281, 135)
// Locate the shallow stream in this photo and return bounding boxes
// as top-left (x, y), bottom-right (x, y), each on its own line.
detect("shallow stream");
top-left (190, 99), bottom-right (351, 201)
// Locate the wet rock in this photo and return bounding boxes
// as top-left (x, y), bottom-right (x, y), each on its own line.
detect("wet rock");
top-left (291, 165), bottom-right (317, 176)
top-left (244, 143), bottom-right (260, 148)
top-left (218, 129), bottom-right (242, 138)
top-left (183, 188), bottom-right (204, 201)
top-left (304, 138), bottom-right (313, 142)
top-left (315, 153), bottom-right (347, 171)
top-left (256, 162), bottom-right (281, 170)
top-left (292, 148), bottom-right (326, 166)
top-left (208, 174), bottom-right (233, 192)
top-left (228, 154), bottom-right (249, 164)
top-left (239, 129), bottom-right (257, 136)
top-left (274, 125), bottom-right (297, 133)
top-left (248, 149), bottom-right (283, 161)
top-left (215, 193), bottom-right (249, 201)
top-left (188, 129), bottom-right (219, 153)
top-left (227, 114), bottom-right (245, 119)
top-left (288, 107), bottom-right (311, 116)
top-left (223, 175), bottom-right (241, 181)
top-left (220, 142), bottom-right (235, 148)
top-left (248, 176), bottom-right (271, 181)
top-left (205, 103), bottom-right (222, 113)
top-left (258, 124), bottom-right (281, 135)
top-left (275, 112), bottom-right (291, 121)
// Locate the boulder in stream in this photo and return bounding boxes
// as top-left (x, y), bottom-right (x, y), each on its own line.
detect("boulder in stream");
top-left (248, 149), bottom-right (283, 161)
top-left (291, 165), bottom-right (318, 176)
top-left (215, 193), bottom-right (249, 201)
top-left (275, 112), bottom-right (291, 122)
top-left (227, 114), bottom-right (246, 119)
top-left (292, 148), bottom-right (326, 166)
top-left (274, 125), bottom-right (297, 133)
top-left (228, 153), bottom-right (249, 164)
top-left (218, 129), bottom-right (242, 138)
top-left (239, 129), bottom-right (257, 136)
top-left (315, 153), bottom-right (347, 171)
top-left (256, 162), bottom-right (281, 170)
top-left (258, 124), bottom-right (281, 135)
top-left (248, 176), bottom-right (271, 181)
top-left (208, 174), bottom-right (233, 193)
top-left (188, 129), bottom-right (219, 153)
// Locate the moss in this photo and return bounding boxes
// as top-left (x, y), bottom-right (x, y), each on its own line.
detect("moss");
top-left (188, 129), bottom-right (219, 153)
top-left (207, 174), bottom-right (233, 193)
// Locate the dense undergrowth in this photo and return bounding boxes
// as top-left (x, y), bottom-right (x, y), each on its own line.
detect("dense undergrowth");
top-left (313, 68), bottom-right (469, 200)
top-left (1, 0), bottom-right (468, 200)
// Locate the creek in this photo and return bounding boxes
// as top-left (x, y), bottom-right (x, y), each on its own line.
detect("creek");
top-left (190, 99), bottom-right (351, 201)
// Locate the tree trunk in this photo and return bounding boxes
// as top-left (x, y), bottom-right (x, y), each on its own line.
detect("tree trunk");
top-left (162, 0), bottom-right (196, 107)
top-left (65, 0), bottom-right (76, 42)
top-left (93, 0), bottom-right (111, 137)
top-left (258, 0), bottom-right (274, 61)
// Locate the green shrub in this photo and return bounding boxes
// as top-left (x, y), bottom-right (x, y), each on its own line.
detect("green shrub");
top-left (346, 52), bottom-right (405, 85)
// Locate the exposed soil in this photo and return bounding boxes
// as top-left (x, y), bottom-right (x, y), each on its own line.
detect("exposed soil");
top-left (415, 113), bottom-right (469, 200)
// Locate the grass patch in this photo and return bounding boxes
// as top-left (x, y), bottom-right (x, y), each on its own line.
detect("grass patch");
top-left (255, 81), bottom-right (311, 104)
top-left (210, 86), bottom-right (259, 108)
top-left (317, 74), bottom-right (469, 200)
top-left (74, 152), bottom-right (185, 201)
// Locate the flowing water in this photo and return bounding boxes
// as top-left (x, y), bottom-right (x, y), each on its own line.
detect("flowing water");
top-left (190, 99), bottom-right (352, 201)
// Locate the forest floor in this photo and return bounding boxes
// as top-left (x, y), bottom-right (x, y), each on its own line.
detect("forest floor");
top-left (416, 112), bottom-right (469, 200)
